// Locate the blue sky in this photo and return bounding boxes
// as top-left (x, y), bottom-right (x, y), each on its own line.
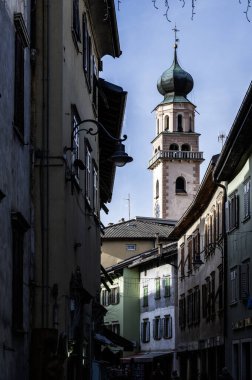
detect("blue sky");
top-left (101, 0), bottom-right (252, 226)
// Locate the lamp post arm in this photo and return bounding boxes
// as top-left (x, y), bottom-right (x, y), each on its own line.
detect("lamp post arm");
top-left (72, 119), bottom-right (127, 143)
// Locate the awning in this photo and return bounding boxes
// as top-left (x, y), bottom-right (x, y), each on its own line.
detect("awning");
top-left (121, 351), bottom-right (172, 363)
top-left (98, 327), bottom-right (134, 351)
top-left (95, 333), bottom-right (116, 346)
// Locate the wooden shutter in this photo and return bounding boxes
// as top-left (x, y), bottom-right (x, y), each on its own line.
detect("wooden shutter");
top-left (240, 263), bottom-right (249, 300)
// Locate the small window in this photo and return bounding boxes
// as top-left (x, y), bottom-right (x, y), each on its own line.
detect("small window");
top-left (155, 278), bottom-right (161, 299)
top-left (226, 192), bottom-right (239, 232)
top-left (176, 177), bottom-right (186, 194)
top-left (143, 286), bottom-right (148, 307)
top-left (187, 238), bottom-right (192, 272)
top-left (93, 163), bottom-right (98, 214)
top-left (240, 262), bottom-right (250, 300)
top-left (85, 141), bottom-right (92, 205)
top-left (180, 244), bottom-right (185, 278)
top-left (72, 0), bottom-right (81, 43)
top-left (164, 276), bottom-right (171, 297)
top-left (153, 317), bottom-right (162, 340)
top-left (157, 119), bottom-right (160, 135)
top-left (230, 267), bottom-right (239, 303)
top-left (111, 287), bottom-right (120, 305)
top-left (177, 114), bottom-right (183, 132)
top-left (126, 244), bottom-right (136, 251)
top-left (111, 322), bottom-right (120, 335)
top-left (179, 295), bottom-right (186, 329)
top-left (189, 116), bottom-right (193, 132)
top-left (11, 211), bottom-right (30, 331)
top-left (141, 319), bottom-right (150, 343)
top-left (244, 179), bottom-right (251, 220)
top-left (101, 289), bottom-right (110, 306)
top-left (83, 14), bottom-right (92, 90)
top-left (156, 180), bottom-right (159, 199)
top-left (165, 116), bottom-right (169, 131)
top-left (163, 315), bottom-right (172, 339)
top-left (170, 143), bottom-right (179, 151)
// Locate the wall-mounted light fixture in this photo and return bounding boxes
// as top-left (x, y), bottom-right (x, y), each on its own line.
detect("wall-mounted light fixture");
top-left (193, 242), bottom-right (224, 267)
top-left (64, 119), bottom-right (133, 167)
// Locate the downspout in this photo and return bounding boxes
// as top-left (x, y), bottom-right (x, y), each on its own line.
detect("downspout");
top-left (213, 178), bottom-right (227, 365)
top-left (41, 0), bottom-right (50, 328)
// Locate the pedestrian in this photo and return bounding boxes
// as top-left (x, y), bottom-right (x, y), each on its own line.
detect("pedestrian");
top-left (218, 367), bottom-right (234, 380)
top-left (171, 369), bottom-right (180, 380)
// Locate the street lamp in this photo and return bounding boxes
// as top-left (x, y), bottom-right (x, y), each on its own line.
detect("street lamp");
top-left (66, 119), bottom-right (133, 167)
top-left (193, 242), bottom-right (224, 267)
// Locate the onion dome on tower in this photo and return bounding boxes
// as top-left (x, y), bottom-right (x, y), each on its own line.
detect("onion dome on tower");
top-left (157, 43), bottom-right (194, 104)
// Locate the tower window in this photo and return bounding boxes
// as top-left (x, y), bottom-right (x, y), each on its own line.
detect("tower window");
top-left (156, 180), bottom-right (159, 199)
top-left (157, 119), bottom-right (160, 135)
top-left (189, 116), bottom-right (193, 132)
top-left (177, 114), bottom-right (183, 132)
top-left (170, 143), bottom-right (179, 151)
top-left (165, 116), bottom-right (169, 131)
top-left (176, 177), bottom-right (186, 193)
top-left (181, 144), bottom-right (190, 151)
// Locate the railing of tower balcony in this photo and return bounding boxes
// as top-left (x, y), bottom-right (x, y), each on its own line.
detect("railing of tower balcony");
top-left (148, 150), bottom-right (204, 167)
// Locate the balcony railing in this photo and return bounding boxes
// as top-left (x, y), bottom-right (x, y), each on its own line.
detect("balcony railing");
top-left (148, 150), bottom-right (204, 168)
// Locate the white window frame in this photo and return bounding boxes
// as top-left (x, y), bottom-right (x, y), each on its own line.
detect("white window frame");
top-left (244, 179), bottom-right (251, 220)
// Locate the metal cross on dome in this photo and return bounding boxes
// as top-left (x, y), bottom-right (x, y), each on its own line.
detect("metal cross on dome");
top-left (172, 24), bottom-right (180, 48)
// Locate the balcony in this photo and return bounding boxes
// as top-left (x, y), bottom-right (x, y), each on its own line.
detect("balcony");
top-left (148, 150), bottom-right (204, 169)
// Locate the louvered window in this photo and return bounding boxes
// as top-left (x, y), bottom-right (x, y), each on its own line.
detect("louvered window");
top-left (73, 0), bottom-right (81, 43)
top-left (11, 212), bottom-right (30, 331)
top-left (141, 319), bottom-right (150, 343)
top-left (226, 193), bottom-right (239, 232)
top-left (244, 179), bottom-right (251, 219)
top-left (240, 262), bottom-right (250, 300)
top-left (155, 278), bottom-right (161, 299)
top-left (230, 267), bottom-right (238, 303)
top-left (194, 287), bottom-right (200, 324)
top-left (187, 291), bottom-right (194, 326)
top-left (163, 315), bottom-right (172, 339)
top-left (202, 284), bottom-right (207, 319)
top-left (180, 244), bottom-right (185, 277)
top-left (164, 276), bottom-right (171, 297)
top-left (111, 287), bottom-right (120, 305)
top-left (14, 32), bottom-right (24, 137)
top-left (187, 239), bottom-right (192, 272)
top-left (179, 296), bottom-right (186, 329)
top-left (143, 286), bottom-right (148, 307)
top-left (153, 317), bottom-right (162, 340)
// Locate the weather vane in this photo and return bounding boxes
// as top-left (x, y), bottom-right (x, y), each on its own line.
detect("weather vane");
top-left (172, 24), bottom-right (180, 48)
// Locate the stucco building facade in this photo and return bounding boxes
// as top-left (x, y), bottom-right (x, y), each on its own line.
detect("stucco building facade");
top-left (0, 1), bottom-right (32, 379)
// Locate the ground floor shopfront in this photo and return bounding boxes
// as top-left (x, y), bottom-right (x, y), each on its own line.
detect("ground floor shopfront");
top-left (178, 340), bottom-right (224, 380)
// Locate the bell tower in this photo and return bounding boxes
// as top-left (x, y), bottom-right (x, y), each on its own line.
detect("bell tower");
top-left (148, 32), bottom-right (204, 221)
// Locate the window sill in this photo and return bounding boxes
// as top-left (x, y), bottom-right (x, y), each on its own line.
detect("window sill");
top-left (72, 29), bottom-right (82, 53)
top-left (230, 300), bottom-right (238, 307)
top-left (242, 215), bottom-right (250, 224)
top-left (176, 192), bottom-right (187, 196)
top-left (13, 125), bottom-right (25, 145)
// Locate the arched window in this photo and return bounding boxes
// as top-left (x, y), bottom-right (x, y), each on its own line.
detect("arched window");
top-left (156, 180), bottom-right (159, 199)
top-left (181, 144), bottom-right (190, 151)
top-left (157, 119), bottom-right (159, 135)
top-left (176, 177), bottom-right (186, 193)
top-left (170, 143), bottom-right (179, 151)
top-left (177, 114), bottom-right (183, 132)
top-left (189, 116), bottom-right (193, 132)
top-left (165, 116), bottom-right (169, 131)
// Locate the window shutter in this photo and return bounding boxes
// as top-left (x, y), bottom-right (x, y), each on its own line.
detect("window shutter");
top-left (235, 195), bottom-right (239, 228)
top-left (225, 201), bottom-right (229, 233)
top-left (141, 323), bottom-right (144, 342)
top-left (146, 321), bottom-right (150, 342)
top-left (159, 318), bottom-right (162, 339)
top-left (240, 263), bottom-right (249, 300)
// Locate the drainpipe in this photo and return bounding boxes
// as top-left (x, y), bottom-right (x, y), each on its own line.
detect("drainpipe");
top-left (213, 178), bottom-right (227, 367)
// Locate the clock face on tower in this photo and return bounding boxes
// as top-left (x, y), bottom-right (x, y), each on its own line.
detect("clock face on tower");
top-left (154, 201), bottom-right (160, 218)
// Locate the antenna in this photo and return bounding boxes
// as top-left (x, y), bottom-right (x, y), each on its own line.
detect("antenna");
top-left (124, 194), bottom-right (131, 220)
top-left (218, 131), bottom-right (226, 149)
